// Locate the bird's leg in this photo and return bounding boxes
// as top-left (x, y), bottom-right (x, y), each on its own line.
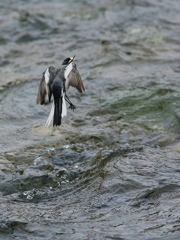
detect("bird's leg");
top-left (65, 94), bottom-right (76, 111)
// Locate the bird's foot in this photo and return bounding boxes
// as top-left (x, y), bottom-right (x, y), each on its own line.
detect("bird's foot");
top-left (69, 103), bottom-right (76, 111)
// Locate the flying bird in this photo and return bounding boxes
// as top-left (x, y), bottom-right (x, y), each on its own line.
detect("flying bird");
top-left (37, 56), bottom-right (85, 127)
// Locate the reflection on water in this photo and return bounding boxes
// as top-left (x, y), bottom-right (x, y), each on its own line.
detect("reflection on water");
top-left (0, 0), bottom-right (180, 239)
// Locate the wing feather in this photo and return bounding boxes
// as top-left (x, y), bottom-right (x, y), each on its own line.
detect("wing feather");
top-left (65, 63), bottom-right (85, 93)
top-left (37, 66), bottom-right (57, 105)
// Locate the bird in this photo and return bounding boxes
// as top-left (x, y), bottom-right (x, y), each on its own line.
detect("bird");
top-left (36, 56), bottom-right (85, 127)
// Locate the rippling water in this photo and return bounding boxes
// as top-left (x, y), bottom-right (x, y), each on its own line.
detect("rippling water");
top-left (0, 1), bottom-right (180, 239)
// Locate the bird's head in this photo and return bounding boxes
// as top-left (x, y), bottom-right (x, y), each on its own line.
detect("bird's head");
top-left (62, 55), bottom-right (76, 65)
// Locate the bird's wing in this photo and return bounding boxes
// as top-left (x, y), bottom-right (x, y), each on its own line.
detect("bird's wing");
top-left (37, 66), bottom-right (57, 105)
top-left (65, 63), bottom-right (85, 93)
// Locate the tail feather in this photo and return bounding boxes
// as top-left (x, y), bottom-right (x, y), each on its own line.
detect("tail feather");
top-left (45, 90), bottom-right (67, 127)
top-left (61, 91), bottom-right (67, 118)
top-left (45, 102), bottom-right (54, 127)
top-left (53, 97), bottom-right (62, 126)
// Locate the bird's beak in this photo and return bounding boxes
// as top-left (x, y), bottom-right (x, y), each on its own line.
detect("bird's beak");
top-left (72, 55), bottom-right (77, 62)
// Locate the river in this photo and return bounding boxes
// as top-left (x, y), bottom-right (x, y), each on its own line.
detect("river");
top-left (0, 0), bottom-right (180, 239)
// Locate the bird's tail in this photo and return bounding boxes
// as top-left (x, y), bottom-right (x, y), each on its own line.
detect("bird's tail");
top-left (45, 102), bottom-right (54, 127)
top-left (61, 91), bottom-right (67, 118)
top-left (53, 96), bottom-right (62, 126)
top-left (45, 91), bottom-right (67, 127)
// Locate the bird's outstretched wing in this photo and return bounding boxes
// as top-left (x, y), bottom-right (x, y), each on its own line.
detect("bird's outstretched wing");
top-left (37, 66), bottom-right (58, 105)
top-left (65, 63), bottom-right (85, 93)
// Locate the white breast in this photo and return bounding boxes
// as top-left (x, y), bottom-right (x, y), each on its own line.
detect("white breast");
top-left (64, 62), bottom-right (73, 80)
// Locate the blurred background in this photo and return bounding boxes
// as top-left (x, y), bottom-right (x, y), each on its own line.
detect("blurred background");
top-left (0, 0), bottom-right (180, 239)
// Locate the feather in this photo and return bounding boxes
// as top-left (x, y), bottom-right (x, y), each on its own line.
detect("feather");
top-left (37, 68), bottom-right (50, 104)
top-left (45, 102), bottom-right (54, 127)
top-left (65, 63), bottom-right (85, 93)
top-left (61, 90), bottom-right (67, 118)
top-left (44, 68), bottom-right (50, 84)
top-left (44, 68), bottom-right (50, 103)
top-left (53, 97), bottom-right (62, 126)
top-left (37, 67), bottom-right (57, 105)
top-left (64, 62), bottom-right (73, 80)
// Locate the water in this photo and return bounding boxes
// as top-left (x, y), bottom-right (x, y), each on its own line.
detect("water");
top-left (0, 0), bottom-right (180, 239)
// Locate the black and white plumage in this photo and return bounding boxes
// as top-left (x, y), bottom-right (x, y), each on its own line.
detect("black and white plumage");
top-left (37, 57), bottom-right (85, 127)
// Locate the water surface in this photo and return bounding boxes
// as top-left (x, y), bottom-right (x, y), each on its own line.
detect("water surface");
top-left (0, 0), bottom-right (180, 239)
